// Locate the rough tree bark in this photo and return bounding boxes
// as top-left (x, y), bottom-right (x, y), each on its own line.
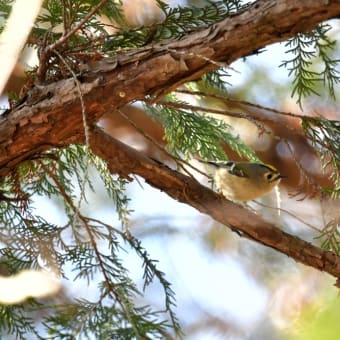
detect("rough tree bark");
top-left (1, 0), bottom-right (340, 281)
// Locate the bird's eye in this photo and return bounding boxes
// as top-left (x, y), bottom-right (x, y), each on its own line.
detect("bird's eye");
top-left (266, 173), bottom-right (273, 181)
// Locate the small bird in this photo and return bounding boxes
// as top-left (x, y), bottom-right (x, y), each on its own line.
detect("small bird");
top-left (201, 160), bottom-right (284, 202)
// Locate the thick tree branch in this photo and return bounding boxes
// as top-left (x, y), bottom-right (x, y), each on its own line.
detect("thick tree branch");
top-left (1, 0), bottom-right (340, 177)
top-left (0, 0), bottom-right (339, 284)
top-left (89, 126), bottom-right (340, 282)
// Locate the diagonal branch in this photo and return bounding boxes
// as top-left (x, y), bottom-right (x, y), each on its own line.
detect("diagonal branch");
top-left (1, 1), bottom-right (340, 178)
top-left (89, 126), bottom-right (340, 283)
top-left (0, 0), bottom-right (339, 280)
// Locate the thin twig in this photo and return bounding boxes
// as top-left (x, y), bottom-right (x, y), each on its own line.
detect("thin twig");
top-left (252, 200), bottom-right (321, 232)
top-left (72, 291), bottom-right (109, 338)
top-left (86, 216), bottom-right (125, 237)
top-left (116, 108), bottom-right (209, 179)
top-left (61, 0), bottom-right (68, 35)
top-left (157, 99), bottom-right (271, 123)
top-left (47, 0), bottom-right (109, 53)
top-left (175, 89), bottom-right (310, 119)
top-left (283, 138), bottom-right (321, 199)
top-left (53, 51), bottom-right (89, 145)
top-left (157, 97), bottom-right (277, 137)
top-left (53, 50), bottom-right (90, 209)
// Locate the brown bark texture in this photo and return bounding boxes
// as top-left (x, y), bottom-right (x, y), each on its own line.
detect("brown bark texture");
top-left (1, 0), bottom-right (340, 281)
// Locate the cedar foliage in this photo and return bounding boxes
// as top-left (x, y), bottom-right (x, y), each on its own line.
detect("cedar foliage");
top-left (0, 0), bottom-right (339, 338)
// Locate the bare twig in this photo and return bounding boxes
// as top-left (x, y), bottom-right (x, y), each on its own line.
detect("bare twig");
top-left (37, 0), bottom-right (109, 82)
top-left (53, 50), bottom-right (89, 146)
top-left (61, 0), bottom-right (69, 35)
top-left (53, 49), bottom-right (90, 209)
top-left (252, 200), bottom-right (321, 232)
top-left (175, 89), bottom-right (310, 119)
top-left (117, 108), bottom-right (209, 179)
top-left (156, 99), bottom-right (272, 124)
top-left (47, 0), bottom-right (109, 53)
